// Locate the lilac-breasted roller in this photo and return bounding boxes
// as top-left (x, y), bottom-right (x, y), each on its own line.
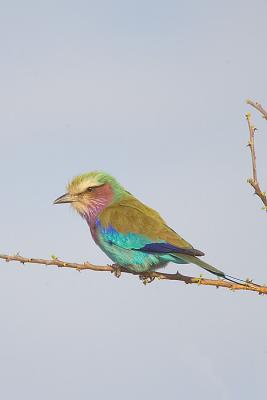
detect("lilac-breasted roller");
top-left (54, 171), bottom-right (241, 282)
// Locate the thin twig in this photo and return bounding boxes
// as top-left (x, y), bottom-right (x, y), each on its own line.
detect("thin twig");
top-left (246, 112), bottom-right (258, 183)
top-left (0, 253), bottom-right (266, 294)
top-left (246, 99), bottom-right (267, 120)
top-left (246, 100), bottom-right (267, 209)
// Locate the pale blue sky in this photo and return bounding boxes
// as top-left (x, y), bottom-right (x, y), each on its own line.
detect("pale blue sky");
top-left (1, 1), bottom-right (267, 399)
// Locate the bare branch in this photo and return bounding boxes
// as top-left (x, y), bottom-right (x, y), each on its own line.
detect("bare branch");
top-left (1, 253), bottom-right (266, 294)
top-left (246, 100), bottom-right (267, 210)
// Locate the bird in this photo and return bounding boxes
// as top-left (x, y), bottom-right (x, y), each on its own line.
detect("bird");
top-left (53, 171), bottom-right (244, 283)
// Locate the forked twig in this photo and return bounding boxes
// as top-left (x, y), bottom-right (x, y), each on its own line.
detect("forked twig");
top-left (246, 99), bottom-right (267, 120)
top-left (246, 100), bottom-right (267, 210)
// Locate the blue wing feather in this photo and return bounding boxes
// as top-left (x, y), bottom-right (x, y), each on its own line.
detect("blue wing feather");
top-left (95, 218), bottom-right (153, 249)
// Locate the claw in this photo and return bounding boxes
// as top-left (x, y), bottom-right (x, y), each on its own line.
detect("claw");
top-left (139, 272), bottom-right (155, 285)
top-left (110, 264), bottom-right (122, 278)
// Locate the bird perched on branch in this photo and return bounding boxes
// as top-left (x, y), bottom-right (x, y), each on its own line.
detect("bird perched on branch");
top-left (54, 171), bottom-right (240, 282)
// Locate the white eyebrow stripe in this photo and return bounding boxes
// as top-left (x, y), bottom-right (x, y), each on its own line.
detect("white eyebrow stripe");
top-left (78, 183), bottom-right (105, 194)
top-left (68, 176), bottom-right (104, 194)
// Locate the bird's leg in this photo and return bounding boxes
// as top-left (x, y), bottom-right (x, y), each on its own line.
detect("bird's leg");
top-left (110, 264), bottom-right (122, 278)
top-left (139, 272), bottom-right (156, 285)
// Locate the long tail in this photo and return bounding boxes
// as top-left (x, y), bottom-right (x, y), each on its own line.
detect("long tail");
top-left (173, 254), bottom-right (256, 286)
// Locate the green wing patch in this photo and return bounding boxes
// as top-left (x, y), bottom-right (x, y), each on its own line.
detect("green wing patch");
top-left (99, 196), bottom-right (197, 251)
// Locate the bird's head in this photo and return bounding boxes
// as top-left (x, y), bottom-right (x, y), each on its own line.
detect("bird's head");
top-left (54, 171), bottom-right (125, 217)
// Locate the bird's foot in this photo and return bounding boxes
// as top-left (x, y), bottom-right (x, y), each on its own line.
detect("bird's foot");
top-left (139, 272), bottom-right (156, 285)
top-left (110, 264), bottom-right (122, 278)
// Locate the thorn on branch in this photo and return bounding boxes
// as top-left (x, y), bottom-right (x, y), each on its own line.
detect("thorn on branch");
top-left (196, 274), bottom-right (203, 286)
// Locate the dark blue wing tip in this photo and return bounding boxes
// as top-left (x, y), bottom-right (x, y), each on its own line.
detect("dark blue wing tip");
top-left (138, 243), bottom-right (204, 256)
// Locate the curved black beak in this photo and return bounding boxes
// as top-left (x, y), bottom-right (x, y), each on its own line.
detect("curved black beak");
top-left (53, 193), bottom-right (74, 204)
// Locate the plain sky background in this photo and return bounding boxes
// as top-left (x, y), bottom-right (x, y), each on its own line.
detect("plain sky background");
top-left (0, 1), bottom-right (267, 399)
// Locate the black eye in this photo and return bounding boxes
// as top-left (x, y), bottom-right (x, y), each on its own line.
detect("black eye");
top-left (87, 187), bottom-right (93, 192)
